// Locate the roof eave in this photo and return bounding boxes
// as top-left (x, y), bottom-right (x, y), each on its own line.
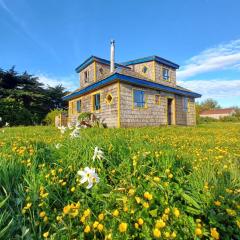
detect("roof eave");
top-left (63, 73), bottom-right (201, 101)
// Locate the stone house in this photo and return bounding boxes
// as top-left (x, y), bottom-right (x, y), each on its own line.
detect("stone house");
top-left (63, 41), bottom-right (201, 127)
top-left (200, 108), bottom-right (236, 119)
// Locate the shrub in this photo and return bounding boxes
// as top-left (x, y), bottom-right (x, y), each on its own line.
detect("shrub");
top-left (43, 109), bottom-right (66, 126)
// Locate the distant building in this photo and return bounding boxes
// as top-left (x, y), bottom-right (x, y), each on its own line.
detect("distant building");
top-left (63, 41), bottom-right (201, 127)
top-left (200, 108), bottom-right (236, 119)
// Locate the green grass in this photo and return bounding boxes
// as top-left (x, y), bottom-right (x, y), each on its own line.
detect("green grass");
top-left (0, 123), bottom-right (239, 239)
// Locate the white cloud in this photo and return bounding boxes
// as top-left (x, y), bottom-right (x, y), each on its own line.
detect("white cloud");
top-left (179, 79), bottom-right (240, 99)
top-left (177, 39), bottom-right (240, 79)
top-left (38, 74), bottom-right (78, 91)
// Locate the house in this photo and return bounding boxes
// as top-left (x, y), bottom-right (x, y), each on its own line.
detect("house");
top-left (199, 108), bottom-right (236, 119)
top-left (62, 41), bottom-right (201, 127)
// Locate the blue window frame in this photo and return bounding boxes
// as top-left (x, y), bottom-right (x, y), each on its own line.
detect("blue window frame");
top-left (163, 68), bottom-right (170, 81)
top-left (76, 100), bottom-right (81, 113)
top-left (93, 93), bottom-right (101, 111)
top-left (183, 97), bottom-right (188, 112)
top-left (133, 90), bottom-right (145, 108)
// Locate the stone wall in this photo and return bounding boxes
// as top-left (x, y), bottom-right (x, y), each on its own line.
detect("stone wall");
top-left (68, 83), bottom-right (118, 127)
top-left (119, 83), bottom-right (176, 127)
top-left (96, 62), bottom-right (110, 81)
top-left (128, 61), bottom-right (155, 81)
top-left (155, 62), bottom-right (176, 87)
top-left (79, 62), bottom-right (95, 89)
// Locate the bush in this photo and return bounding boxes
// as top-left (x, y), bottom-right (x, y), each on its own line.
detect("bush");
top-left (0, 98), bottom-right (33, 126)
top-left (43, 109), bottom-right (66, 126)
top-left (197, 116), bottom-right (218, 124)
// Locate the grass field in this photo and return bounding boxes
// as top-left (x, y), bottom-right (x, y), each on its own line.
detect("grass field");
top-left (0, 123), bottom-right (239, 239)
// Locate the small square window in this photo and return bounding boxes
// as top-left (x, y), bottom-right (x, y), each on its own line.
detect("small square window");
top-left (163, 68), bottom-right (170, 81)
top-left (99, 68), bottom-right (104, 74)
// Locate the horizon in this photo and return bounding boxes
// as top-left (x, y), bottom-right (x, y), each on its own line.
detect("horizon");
top-left (1, 0), bottom-right (240, 107)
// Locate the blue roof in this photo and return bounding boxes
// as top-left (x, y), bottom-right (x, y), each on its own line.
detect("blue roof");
top-left (63, 73), bottom-right (201, 101)
top-left (75, 56), bottom-right (130, 73)
top-left (121, 55), bottom-right (180, 69)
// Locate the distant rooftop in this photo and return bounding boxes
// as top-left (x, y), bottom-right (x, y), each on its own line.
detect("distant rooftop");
top-left (200, 108), bottom-right (235, 115)
top-left (121, 55), bottom-right (180, 69)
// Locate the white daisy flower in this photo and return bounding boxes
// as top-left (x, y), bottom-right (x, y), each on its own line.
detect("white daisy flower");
top-left (58, 126), bottom-right (67, 134)
top-left (77, 167), bottom-right (99, 189)
top-left (93, 146), bottom-right (104, 161)
top-left (70, 128), bottom-right (80, 138)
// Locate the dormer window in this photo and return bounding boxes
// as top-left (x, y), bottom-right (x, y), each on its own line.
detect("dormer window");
top-left (163, 68), bottom-right (170, 81)
top-left (142, 66), bottom-right (148, 74)
top-left (84, 70), bottom-right (89, 82)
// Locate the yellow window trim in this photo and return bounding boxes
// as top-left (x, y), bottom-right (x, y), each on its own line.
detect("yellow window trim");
top-left (105, 93), bottom-right (113, 105)
top-left (91, 90), bottom-right (102, 113)
top-left (132, 88), bottom-right (148, 110)
top-left (93, 61), bottom-right (97, 82)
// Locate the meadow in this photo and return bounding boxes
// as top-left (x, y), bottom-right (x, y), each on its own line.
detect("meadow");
top-left (0, 123), bottom-right (239, 240)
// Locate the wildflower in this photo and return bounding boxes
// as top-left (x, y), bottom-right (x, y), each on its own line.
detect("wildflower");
top-left (138, 218), bottom-right (144, 226)
top-left (164, 232), bottom-right (170, 238)
top-left (43, 231), bottom-right (49, 238)
top-left (39, 211), bottom-right (46, 218)
top-left (93, 146), bottom-right (104, 161)
top-left (98, 213), bottom-right (104, 221)
top-left (144, 192), bottom-right (153, 200)
top-left (135, 196), bottom-right (141, 204)
top-left (55, 143), bottom-right (62, 149)
top-left (70, 187), bottom-right (75, 192)
top-left (97, 223), bottom-right (104, 232)
top-left (173, 207), bottom-right (180, 217)
top-left (128, 188), bottom-right (135, 196)
top-left (70, 128), bottom-right (80, 138)
top-left (195, 228), bottom-right (202, 236)
top-left (164, 208), bottom-right (170, 214)
top-left (83, 208), bottom-right (91, 217)
top-left (226, 208), bottom-right (236, 216)
top-left (135, 223), bottom-right (139, 229)
top-left (68, 122), bottom-right (74, 129)
top-left (143, 202), bottom-right (149, 208)
top-left (119, 222), bottom-right (127, 233)
top-left (153, 228), bottom-right (161, 238)
top-left (214, 200), bottom-right (221, 206)
top-left (0, 117), bottom-right (2, 122)
top-left (112, 209), bottom-right (119, 217)
top-left (58, 126), bottom-right (67, 134)
top-left (153, 176), bottom-right (160, 182)
top-left (77, 167), bottom-right (99, 189)
top-left (171, 231), bottom-right (177, 238)
top-left (210, 228), bottom-right (219, 239)
top-left (155, 219), bottom-right (165, 229)
top-left (93, 221), bottom-right (99, 229)
top-left (84, 225), bottom-right (91, 233)
top-left (5, 122), bottom-right (9, 127)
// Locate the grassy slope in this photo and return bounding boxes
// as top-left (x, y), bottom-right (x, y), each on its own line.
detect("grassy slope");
top-left (0, 123), bottom-right (239, 239)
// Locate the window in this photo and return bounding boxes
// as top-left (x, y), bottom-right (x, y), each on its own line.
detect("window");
top-left (99, 67), bottom-right (104, 75)
top-left (155, 95), bottom-right (161, 105)
top-left (93, 93), bottom-right (101, 111)
top-left (142, 66), bottom-right (148, 74)
top-left (76, 100), bottom-right (81, 113)
top-left (106, 94), bottom-right (113, 104)
top-left (183, 97), bottom-right (188, 112)
top-left (133, 89), bottom-right (146, 108)
top-left (84, 70), bottom-right (89, 82)
top-left (163, 68), bottom-right (170, 81)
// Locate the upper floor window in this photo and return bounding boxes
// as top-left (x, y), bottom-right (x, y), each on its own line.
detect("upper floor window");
top-left (155, 95), bottom-right (161, 105)
top-left (84, 70), bottom-right (89, 83)
top-left (163, 68), bottom-right (170, 81)
top-left (142, 66), bottom-right (148, 74)
top-left (99, 67), bottom-right (104, 75)
top-left (133, 89), bottom-right (146, 108)
top-left (93, 93), bottom-right (101, 111)
top-left (76, 100), bottom-right (81, 113)
top-left (183, 97), bottom-right (188, 112)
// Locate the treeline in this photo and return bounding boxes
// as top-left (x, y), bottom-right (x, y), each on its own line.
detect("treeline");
top-left (0, 67), bottom-right (68, 126)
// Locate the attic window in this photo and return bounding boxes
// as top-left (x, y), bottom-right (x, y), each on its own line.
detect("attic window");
top-left (163, 68), bottom-right (170, 81)
top-left (84, 70), bottom-right (89, 82)
top-left (142, 66), bottom-right (148, 74)
top-left (99, 68), bottom-right (104, 74)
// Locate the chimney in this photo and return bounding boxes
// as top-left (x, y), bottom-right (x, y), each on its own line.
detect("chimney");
top-left (110, 40), bottom-right (115, 73)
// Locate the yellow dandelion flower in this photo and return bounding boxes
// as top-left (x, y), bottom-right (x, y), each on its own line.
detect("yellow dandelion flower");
top-left (119, 222), bottom-right (127, 233)
top-left (84, 225), bottom-right (91, 233)
top-left (98, 213), bottom-right (104, 221)
top-left (43, 231), bottom-right (49, 238)
top-left (153, 228), bottom-right (161, 238)
top-left (97, 223), bottom-right (104, 232)
top-left (173, 208), bottom-right (180, 218)
top-left (112, 209), bottom-right (119, 217)
top-left (155, 219), bottom-right (166, 229)
top-left (138, 218), bottom-right (144, 226)
top-left (39, 211), bottom-right (46, 218)
top-left (195, 228), bottom-right (202, 236)
top-left (210, 228), bottom-right (220, 240)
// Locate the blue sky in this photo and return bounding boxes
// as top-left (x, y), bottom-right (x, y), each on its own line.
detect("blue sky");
top-left (0, 0), bottom-right (240, 107)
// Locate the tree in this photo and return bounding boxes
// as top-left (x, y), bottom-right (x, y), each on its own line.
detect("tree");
top-left (196, 98), bottom-right (221, 115)
top-left (0, 67), bottom-right (68, 126)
